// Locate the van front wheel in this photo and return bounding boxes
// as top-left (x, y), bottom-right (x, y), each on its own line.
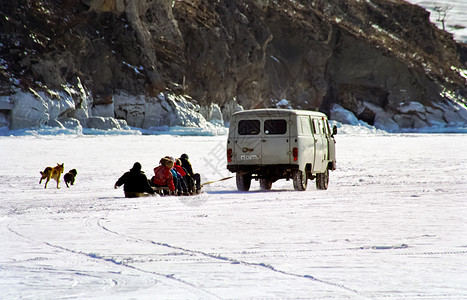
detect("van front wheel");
top-left (316, 168), bottom-right (329, 190)
top-left (293, 170), bottom-right (307, 191)
top-left (259, 178), bottom-right (273, 190)
top-left (236, 173), bottom-right (252, 191)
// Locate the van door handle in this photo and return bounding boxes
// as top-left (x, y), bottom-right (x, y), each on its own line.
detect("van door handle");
top-left (262, 139), bottom-right (266, 142)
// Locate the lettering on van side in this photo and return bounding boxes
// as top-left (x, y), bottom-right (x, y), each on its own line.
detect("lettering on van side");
top-left (240, 154), bottom-right (261, 160)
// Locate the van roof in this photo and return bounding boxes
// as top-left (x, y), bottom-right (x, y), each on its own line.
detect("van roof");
top-left (232, 108), bottom-right (328, 118)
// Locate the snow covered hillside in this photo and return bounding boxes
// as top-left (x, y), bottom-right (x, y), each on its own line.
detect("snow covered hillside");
top-left (0, 130), bottom-right (466, 299)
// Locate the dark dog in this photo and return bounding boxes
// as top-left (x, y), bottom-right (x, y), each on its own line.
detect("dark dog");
top-left (64, 169), bottom-right (77, 188)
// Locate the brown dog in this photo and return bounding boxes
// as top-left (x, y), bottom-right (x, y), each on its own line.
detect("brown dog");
top-left (39, 163), bottom-right (64, 189)
top-left (64, 169), bottom-right (77, 188)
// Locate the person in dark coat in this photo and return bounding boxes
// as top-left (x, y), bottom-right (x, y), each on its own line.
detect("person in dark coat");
top-left (179, 153), bottom-right (201, 193)
top-left (174, 159), bottom-right (189, 195)
top-left (114, 162), bottom-right (156, 198)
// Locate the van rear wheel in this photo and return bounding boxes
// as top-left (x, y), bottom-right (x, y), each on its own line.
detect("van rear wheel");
top-left (259, 178), bottom-right (273, 190)
top-left (316, 168), bottom-right (329, 190)
top-left (293, 169), bottom-right (307, 191)
top-left (236, 173), bottom-right (252, 191)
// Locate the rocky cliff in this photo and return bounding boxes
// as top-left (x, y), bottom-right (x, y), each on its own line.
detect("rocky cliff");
top-left (0, 0), bottom-right (466, 132)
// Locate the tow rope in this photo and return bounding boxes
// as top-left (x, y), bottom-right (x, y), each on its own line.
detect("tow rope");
top-left (201, 176), bottom-right (233, 187)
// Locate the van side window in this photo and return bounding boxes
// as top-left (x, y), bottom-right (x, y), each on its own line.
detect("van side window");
top-left (238, 120), bottom-right (260, 135)
top-left (264, 119), bottom-right (287, 135)
top-left (319, 119), bottom-right (326, 135)
top-left (312, 119), bottom-right (320, 134)
top-left (324, 120), bottom-right (331, 135)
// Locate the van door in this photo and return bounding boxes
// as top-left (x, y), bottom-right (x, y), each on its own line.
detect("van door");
top-left (261, 117), bottom-right (290, 165)
top-left (234, 118), bottom-right (263, 165)
top-left (311, 118), bottom-right (327, 172)
top-left (325, 119), bottom-right (336, 168)
top-left (298, 115), bottom-right (315, 167)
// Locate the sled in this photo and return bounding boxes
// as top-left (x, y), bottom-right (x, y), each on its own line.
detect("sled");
top-left (124, 189), bottom-right (202, 198)
top-left (153, 186), bottom-right (203, 196)
top-left (124, 192), bottom-right (152, 198)
top-left (123, 176), bottom-right (231, 198)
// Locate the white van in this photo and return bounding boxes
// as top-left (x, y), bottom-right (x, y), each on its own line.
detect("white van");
top-left (226, 109), bottom-right (336, 191)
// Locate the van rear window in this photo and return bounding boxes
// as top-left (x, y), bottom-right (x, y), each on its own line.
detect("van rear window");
top-left (264, 119), bottom-right (287, 135)
top-left (238, 120), bottom-right (260, 135)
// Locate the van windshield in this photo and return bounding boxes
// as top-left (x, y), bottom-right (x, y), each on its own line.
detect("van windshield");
top-left (264, 119), bottom-right (287, 135)
top-left (238, 120), bottom-right (260, 135)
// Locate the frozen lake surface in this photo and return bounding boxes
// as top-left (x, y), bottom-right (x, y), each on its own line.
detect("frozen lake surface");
top-left (0, 132), bottom-right (466, 299)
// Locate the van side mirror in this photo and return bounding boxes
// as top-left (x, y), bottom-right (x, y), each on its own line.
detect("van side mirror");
top-left (332, 125), bottom-right (337, 136)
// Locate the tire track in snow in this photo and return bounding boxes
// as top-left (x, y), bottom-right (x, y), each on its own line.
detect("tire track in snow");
top-left (79, 215), bottom-right (223, 299)
top-left (398, 250), bottom-right (467, 256)
top-left (4, 220), bottom-right (125, 295)
top-left (230, 244), bottom-right (410, 255)
top-left (97, 218), bottom-right (362, 296)
top-left (233, 245), bottom-right (467, 257)
top-left (6, 218), bottom-right (222, 300)
top-left (41, 242), bottom-right (221, 299)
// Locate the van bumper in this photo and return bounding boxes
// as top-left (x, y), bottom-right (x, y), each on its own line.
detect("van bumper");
top-left (227, 164), bottom-right (299, 178)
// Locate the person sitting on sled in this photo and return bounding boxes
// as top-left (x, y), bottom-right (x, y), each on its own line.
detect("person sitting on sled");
top-left (164, 156), bottom-right (185, 196)
top-left (174, 159), bottom-right (190, 195)
top-left (179, 153), bottom-right (201, 194)
top-left (114, 162), bottom-right (156, 198)
top-left (152, 157), bottom-right (175, 194)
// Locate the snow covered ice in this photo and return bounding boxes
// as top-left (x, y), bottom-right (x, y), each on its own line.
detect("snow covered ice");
top-left (1, 129), bottom-right (466, 299)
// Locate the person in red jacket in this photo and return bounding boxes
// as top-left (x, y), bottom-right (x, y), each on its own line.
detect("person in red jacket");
top-left (152, 157), bottom-right (175, 194)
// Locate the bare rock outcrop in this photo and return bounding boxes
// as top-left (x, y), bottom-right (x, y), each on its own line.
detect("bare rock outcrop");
top-left (0, 0), bottom-right (465, 132)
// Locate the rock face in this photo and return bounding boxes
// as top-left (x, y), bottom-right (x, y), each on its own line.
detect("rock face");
top-left (0, 0), bottom-right (466, 132)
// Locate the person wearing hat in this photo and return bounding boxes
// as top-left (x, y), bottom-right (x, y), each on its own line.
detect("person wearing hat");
top-left (174, 159), bottom-right (189, 195)
top-left (179, 153), bottom-right (201, 193)
top-left (164, 156), bottom-right (183, 195)
top-left (114, 162), bottom-right (156, 198)
top-left (152, 157), bottom-right (176, 194)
